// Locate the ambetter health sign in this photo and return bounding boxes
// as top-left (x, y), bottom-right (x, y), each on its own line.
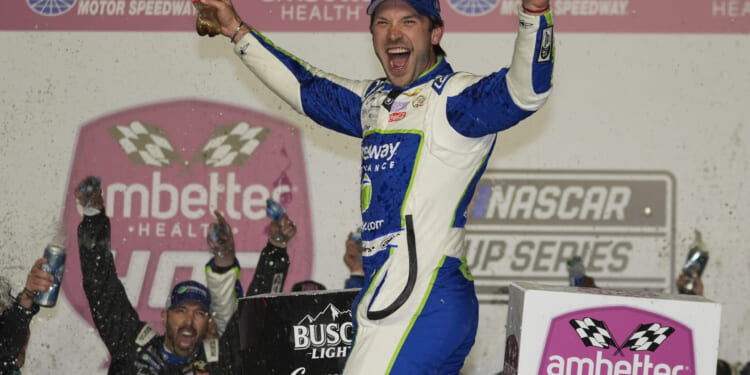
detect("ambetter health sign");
top-left (61, 99), bottom-right (312, 330)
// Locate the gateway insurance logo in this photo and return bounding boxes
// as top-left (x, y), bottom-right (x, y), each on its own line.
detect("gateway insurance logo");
top-left (61, 99), bottom-right (312, 330)
top-left (538, 306), bottom-right (695, 375)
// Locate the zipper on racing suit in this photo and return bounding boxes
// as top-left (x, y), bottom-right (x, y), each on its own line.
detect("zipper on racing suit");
top-left (366, 214), bottom-right (418, 320)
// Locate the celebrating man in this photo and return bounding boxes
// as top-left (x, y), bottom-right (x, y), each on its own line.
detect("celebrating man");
top-left (75, 176), bottom-right (296, 373)
top-left (194, 0), bottom-right (554, 372)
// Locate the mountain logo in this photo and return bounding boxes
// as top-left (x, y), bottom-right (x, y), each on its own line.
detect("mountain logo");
top-left (292, 303), bottom-right (354, 359)
top-left (297, 303), bottom-right (352, 325)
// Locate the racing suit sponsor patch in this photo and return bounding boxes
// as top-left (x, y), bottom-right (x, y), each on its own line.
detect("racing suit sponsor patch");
top-left (538, 26), bottom-right (553, 62)
top-left (389, 112), bottom-right (407, 122)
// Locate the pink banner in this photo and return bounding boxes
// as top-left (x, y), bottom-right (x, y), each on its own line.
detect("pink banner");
top-left (3, 0), bottom-right (749, 33)
top-left (61, 99), bottom-right (313, 332)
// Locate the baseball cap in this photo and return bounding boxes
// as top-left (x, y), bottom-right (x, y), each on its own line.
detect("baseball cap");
top-left (291, 280), bottom-right (327, 292)
top-left (166, 280), bottom-right (211, 311)
top-left (366, 0), bottom-right (442, 21)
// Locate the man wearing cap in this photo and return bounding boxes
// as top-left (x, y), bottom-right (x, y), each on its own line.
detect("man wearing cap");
top-left (74, 177), bottom-right (296, 374)
top-left (193, 0), bottom-right (553, 372)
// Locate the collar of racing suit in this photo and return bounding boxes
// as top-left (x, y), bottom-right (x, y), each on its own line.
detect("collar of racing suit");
top-left (160, 343), bottom-right (201, 366)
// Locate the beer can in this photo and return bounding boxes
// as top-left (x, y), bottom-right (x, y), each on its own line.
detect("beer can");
top-left (77, 176), bottom-right (102, 208)
top-left (208, 222), bottom-right (231, 245)
top-left (567, 256), bottom-right (585, 287)
top-left (677, 230), bottom-right (709, 295)
top-left (77, 176), bottom-right (101, 197)
top-left (266, 199), bottom-right (286, 221)
top-left (352, 227), bottom-right (362, 243)
top-left (682, 244), bottom-right (709, 277)
top-left (35, 244), bottom-right (66, 307)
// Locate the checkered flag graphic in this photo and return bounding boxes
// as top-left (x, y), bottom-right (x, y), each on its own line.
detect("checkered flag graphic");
top-left (570, 317), bottom-right (619, 350)
top-left (196, 122), bottom-right (270, 167)
top-left (622, 323), bottom-right (675, 352)
top-left (109, 121), bottom-right (179, 167)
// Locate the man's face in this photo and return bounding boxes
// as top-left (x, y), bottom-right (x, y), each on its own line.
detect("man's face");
top-left (162, 301), bottom-right (211, 359)
top-left (371, 0), bottom-right (443, 88)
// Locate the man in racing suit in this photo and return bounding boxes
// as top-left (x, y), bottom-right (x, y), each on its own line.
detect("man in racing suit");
top-left (194, 0), bottom-right (553, 372)
top-left (75, 178), bottom-right (297, 374)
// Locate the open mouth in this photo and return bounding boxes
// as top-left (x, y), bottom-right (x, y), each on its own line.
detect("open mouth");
top-left (387, 47), bottom-right (410, 71)
top-left (176, 328), bottom-right (197, 350)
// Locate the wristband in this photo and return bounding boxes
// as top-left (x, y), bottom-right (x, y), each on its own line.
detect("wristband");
top-left (20, 287), bottom-right (36, 298)
top-left (522, 4), bottom-right (549, 14)
top-left (231, 21), bottom-right (245, 44)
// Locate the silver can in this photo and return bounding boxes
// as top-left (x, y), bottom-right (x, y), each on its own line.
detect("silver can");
top-left (677, 230), bottom-right (709, 295)
top-left (35, 244), bottom-right (66, 307)
top-left (265, 198), bottom-right (286, 221)
top-left (76, 176), bottom-right (101, 208)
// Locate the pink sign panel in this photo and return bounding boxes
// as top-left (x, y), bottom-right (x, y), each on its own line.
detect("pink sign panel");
top-left (538, 306), bottom-right (695, 375)
top-left (2, 0), bottom-right (749, 33)
top-left (61, 99), bottom-right (312, 332)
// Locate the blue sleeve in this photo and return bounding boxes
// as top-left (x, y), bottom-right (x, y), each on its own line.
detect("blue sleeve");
top-left (446, 11), bottom-right (554, 138)
top-left (446, 70), bottom-right (534, 138)
top-left (299, 77), bottom-right (365, 139)
top-left (244, 32), bottom-right (366, 138)
top-left (344, 275), bottom-right (365, 289)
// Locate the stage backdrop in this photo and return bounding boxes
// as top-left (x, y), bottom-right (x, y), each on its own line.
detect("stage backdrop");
top-left (1, 1), bottom-right (748, 373)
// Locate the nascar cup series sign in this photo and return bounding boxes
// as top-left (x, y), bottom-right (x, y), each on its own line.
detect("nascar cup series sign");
top-left (466, 170), bottom-right (675, 303)
top-left (61, 99), bottom-right (312, 329)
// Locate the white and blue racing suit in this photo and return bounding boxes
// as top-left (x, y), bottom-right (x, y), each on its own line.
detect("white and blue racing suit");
top-left (233, 7), bottom-right (554, 374)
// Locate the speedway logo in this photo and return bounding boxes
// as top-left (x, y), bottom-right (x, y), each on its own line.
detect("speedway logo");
top-left (27, 0), bottom-right (77, 16)
top-left (538, 306), bottom-right (695, 375)
top-left (293, 303), bottom-right (354, 359)
top-left (448, 0), bottom-right (499, 16)
top-left (61, 99), bottom-right (312, 330)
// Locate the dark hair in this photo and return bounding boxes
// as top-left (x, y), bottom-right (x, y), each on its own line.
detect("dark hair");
top-left (716, 359), bottom-right (731, 375)
top-left (429, 16), bottom-right (446, 57)
top-left (368, 15), bottom-right (447, 57)
top-left (292, 280), bottom-right (327, 292)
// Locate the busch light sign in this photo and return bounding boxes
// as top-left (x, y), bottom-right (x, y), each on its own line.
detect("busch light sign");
top-left (239, 290), bottom-right (359, 374)
top-left (293, 303), bottom-right (354, 360)
top-left (61, 99), bottom-right (313, 330)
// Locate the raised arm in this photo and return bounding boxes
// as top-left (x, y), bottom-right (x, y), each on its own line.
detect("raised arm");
top-left (245, 214), bottom-right (297, 296)
top-left (193, 0), bottom-right (371, 138)
top-left (75, 177), bottom-right (145, 356)
top-left (204, 209), bottom-right (243, 335)
top-left (507, 0), bottom-right (554, 111)
top-left (445, 1), bottom-right (554, 137)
